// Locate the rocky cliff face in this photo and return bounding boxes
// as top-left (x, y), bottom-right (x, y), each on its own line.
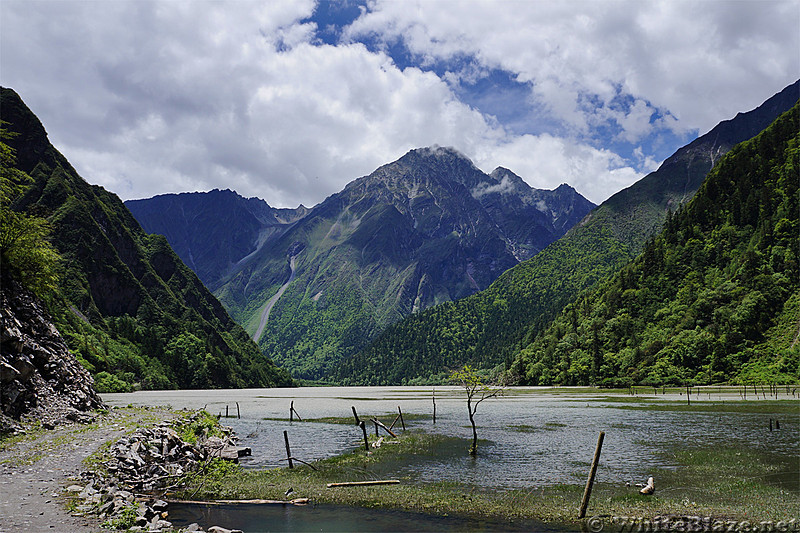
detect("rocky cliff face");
top-left (1, 276), bottom-right (104, 432)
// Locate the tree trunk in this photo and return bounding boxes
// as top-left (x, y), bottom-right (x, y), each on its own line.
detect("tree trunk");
top-left (468, 397), bottom-right (477, 455)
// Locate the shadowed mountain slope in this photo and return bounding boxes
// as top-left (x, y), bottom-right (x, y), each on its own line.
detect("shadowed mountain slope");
top-left (0, 87), bottom-right (292, 391)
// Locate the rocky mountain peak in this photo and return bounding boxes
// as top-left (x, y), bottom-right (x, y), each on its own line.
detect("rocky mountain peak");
top-left (403, 145), bottom-right (474, 164)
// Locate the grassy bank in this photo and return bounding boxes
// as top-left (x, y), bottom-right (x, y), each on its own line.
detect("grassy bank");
top-left (178, 420), bottom-right (798, 527)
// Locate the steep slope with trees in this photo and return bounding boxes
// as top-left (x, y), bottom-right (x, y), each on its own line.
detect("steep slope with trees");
top-left (511, 104), bottom-right (799, 385)
top-left (337, 81), bottom-right (799, 385)
top-left (0, 87), bottom-right (292, 391)
top-left (131, 147), bottom-right (594, 380)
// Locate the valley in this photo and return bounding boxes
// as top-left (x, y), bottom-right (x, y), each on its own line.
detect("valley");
top-left (2, 4), bottom-right (798, 533)
top-left (253, 255), bottom-right (297, 343)
top-left (129, 148), bottom-right (597, 381)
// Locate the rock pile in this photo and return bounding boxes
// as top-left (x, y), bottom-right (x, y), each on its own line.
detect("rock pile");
top-left (66, 482), bottom-right (180, 531)
top-left (103, 421), bottom-right (206, 493)
top-left (1, 276), bottom-right (104, 433)
top-left (70, 413), bottom-right (246, 532)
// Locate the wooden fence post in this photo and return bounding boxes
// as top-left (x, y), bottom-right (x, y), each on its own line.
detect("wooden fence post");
top-left (398, 406), bottom-right (405, 431)
top-left (352, 406), bottom-right (360, 425)
top-left (578, 431), bottom-right (605, 519)
top-left (432, 389), bottom-right (436, 424)
top-left (283, 430), bottom-right (293, 469)
top-left (359, 421), bottom-right (369, 451)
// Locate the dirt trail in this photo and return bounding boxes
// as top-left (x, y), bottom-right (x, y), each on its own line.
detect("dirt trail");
top-left (0, 407), bottom-right (176, 532)
top-left (252, 255), bottom-right (296, 343)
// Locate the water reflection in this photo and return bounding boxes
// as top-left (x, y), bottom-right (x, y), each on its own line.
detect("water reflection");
top-left (103, 387), bottom-right (799, 491)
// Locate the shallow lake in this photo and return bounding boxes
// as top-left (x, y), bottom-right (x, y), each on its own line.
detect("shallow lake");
top-left (102, 386), bottom-right (799, 491)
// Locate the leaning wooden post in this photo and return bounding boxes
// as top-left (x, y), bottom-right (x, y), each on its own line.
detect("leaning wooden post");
top-left (686, 384), bottom-right (690, 406)
top-left (372, 418), bottom-right (397, 438)
top-left (398, 406), bottom-right (405, 431)
top-left (236, 402), bottom-right (241, 419)
top-left (351, 406), bottom-right (360, 425)
top-left (578, 431), bottom-right (605, 519)
top-left (359, 421), bottom-right (369, 451)
top-left (283, 430), bottom-right (294, 469)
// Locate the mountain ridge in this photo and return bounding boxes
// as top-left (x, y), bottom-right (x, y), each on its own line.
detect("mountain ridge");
top-left (512, 103), bottom-right (800, 385)
top-left (129, 145), bottom-right (596, 380)
top-left (335, 80), bottom-right (799, 385)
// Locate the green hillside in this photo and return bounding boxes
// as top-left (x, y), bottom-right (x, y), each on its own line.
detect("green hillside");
top-left (336, 82), bottom-right (799, 385)
top-left (334, 222), bottom-right (630, 384)
top-left (511, 104), bottom-right (800, 386)
top-left (208, 147), bottom-right (594, 380)
top-left (0, 87), bottom-right (293, 391)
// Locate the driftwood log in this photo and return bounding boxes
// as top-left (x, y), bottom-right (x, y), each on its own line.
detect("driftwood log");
top-left (167, 498), bottom-right (310, 505)
top-left (370, 418), bottom-right (397, 438)
top-left (327, 480), bottom-right (400, 488)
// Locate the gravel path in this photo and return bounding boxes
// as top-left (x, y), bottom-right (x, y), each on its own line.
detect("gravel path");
top-left (0, 408), bottom-right (176, 533)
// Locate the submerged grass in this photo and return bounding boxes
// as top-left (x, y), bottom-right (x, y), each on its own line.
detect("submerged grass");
top-left (596, 398), bottom-right (800, 414)
top-left (178, 424), bottom-right (799, 527)
top-left (585, 445), bottom-right (798, 522)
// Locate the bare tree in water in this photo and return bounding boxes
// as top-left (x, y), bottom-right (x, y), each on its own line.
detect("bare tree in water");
top-left (451, 365), bottom-right (502, 456)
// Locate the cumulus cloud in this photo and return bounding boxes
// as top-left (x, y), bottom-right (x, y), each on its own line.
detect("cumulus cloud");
top-left (473, 134), bottom-right (642, 204)
top-left (0, 0), bottom-right (796, 209)
top-left (353, 1), bottom-right (798, 131)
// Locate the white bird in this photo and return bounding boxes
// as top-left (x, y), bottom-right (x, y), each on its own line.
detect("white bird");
top-left (640, 476), bottom-right (655, 495)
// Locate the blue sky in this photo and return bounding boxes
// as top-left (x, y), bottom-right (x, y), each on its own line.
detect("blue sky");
top-left (1, 0), bottom-right (798, 206)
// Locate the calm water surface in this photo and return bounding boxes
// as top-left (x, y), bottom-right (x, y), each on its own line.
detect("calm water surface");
top-left (103, 386), bottom-right (799, 490)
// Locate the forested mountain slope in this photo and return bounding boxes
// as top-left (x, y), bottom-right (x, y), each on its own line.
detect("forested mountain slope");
top-left (336, 81), bottom-right (799, 385)
top-left (0, 87), bottom-right (292, 391)
top-left (511, 103), bottom-right (799, 386)
top-left (134, 147), bottom-right (594, 380)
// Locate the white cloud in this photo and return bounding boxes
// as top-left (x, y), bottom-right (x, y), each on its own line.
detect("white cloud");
top-left (0, 0), bottom-right (796, 210)
top-left (471, 175), bottom-right (516, 199)
top-left (473, 134), bottom-right (641, 204)
top-left (346, 0), bottom-right (799, 135)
